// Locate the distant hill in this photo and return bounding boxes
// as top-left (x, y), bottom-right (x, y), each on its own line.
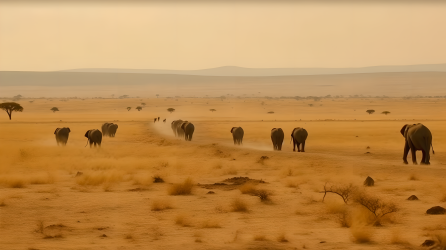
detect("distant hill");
top-left (1, 71), bottom-right (446, 98)
top-left (59, 64), bottom-right (446, 76)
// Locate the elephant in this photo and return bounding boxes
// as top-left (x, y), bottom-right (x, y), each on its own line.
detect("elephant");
top-left (271, 128), bottom-right (284, 150)
top-left (84, 129), bottom-right (102, 147)
top-left (401, 123), bottom-right (435, 165)
top-left (171, 119), bottom-right (183, 137)
top-left (54, 127), bottom-right (70, 146)
top-left (175, 120), bottom-right (185, 138)
top-left (154, 118), bottom-right (157, 123)
top-left (290, 127), bottom-right (308, 152)
top-left (181, 121), bottom-right (195, 141)
top-left (158, 117), bottom-right (160, 121)
top-left (163, 119), bottom-right (166, 123)
top-left (102, 123), bottom-right (118, 137)
top-left (230, 127), bottom-right (244, 145)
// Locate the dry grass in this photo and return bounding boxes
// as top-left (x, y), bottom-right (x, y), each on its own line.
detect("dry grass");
top-left (408, 173), bottom-right (419, 181)
top-left (231, 198), bottom-right (249, 212)
top-left (175, 214), bottom-right (192, 227)
top-left (350, 226), bottom-right (373, 243)
top-left (239, 182), bottom-right (258, 195)
top-left (76, 171), bottom-right (123, 186)
top-left (254, 234), bottom-right (267, 241)
top-left (201, 219), bottom-right (221, 228)
top-left (277, 233), bottom-right (289, 242)
top-left (390, 229), bottom-right (408, 245)
top-left (151, 198), bottom-right (173, 211)
top-left (168, 178), bottom-right (194, 195)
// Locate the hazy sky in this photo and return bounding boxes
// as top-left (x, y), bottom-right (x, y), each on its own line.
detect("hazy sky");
top-left (1, 1), bottom-right (446, 71)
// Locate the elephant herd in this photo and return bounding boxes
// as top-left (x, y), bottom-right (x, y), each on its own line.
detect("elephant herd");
top-left (171, 120), bottom-right (195, 141)
top-left (54, 122), bottom-right (119, 147)
top-left (54, 119), bottom-right (435, 165)
top-left (231, 126), bottom-right (308, 152)
top-left (230, 123), bottom-right (435, 165)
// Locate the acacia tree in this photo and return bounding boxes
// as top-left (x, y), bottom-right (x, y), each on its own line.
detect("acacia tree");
top-left (127, 107), bottom-right (131, 111)
top-left (0, 102), bottom-right (24, 120)
top-left (136, 106), bottom-right (143, 111)
top-left (50, 107), bottom-right (59, 113)
top-left (382, 111), bottom-right (391, 115)
top-left (167, 108), bottom-right (175, 113)
top-left (209, 109), bottom-right (216, 112)
top-left (141, 103), bottom-right (146, 106)
top-left (366, 109), bottom-right (375, 115)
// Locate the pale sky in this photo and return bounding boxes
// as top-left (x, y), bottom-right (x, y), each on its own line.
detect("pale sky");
top-left (1, 1), bottom-right (446, 71)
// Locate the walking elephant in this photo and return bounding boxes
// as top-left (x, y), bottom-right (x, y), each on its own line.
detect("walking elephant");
top-left (181, 121), bottom-right (195, 141)
top-left (291, 127), bottom-right (308, 152)
top-left (54, 127), bottom-right (70, 146)
top-left (401, 123), bottom-right (434, 165)
top-left (231, 127), bottom-right (244, 145)
top-left (102, 123), bottom-right (118, 137)
top-left (163, 119), bottom-right (166, 123)
top-left (271, 128), bottom-right (284, 151)
top-left (171, 120), bottom-right (183, 137)
top-left (84, 129), bottom-right (102, 147)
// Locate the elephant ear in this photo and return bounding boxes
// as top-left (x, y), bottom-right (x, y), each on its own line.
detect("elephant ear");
top-left (54, 128), bottom-right (60, 134)
top-left (400, 124), bottom-right (408, 137)
top-left (271, 128), bottom-right (276, 131)
top-left (181, 123), bottom-right (187, 129)
top-left (67, 128), bottom-right (71, 132)
top-left (84, 130), bottom-right (90, 137)
top-left (291, 128), bottom-right (297, 136)
top-left (231, 127), bottom-right (236, 133)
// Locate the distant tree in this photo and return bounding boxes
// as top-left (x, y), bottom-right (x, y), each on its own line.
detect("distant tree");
top-left (167, 108), bottom-right (175, 113)
top-left (50, 107), bottom-right (59, 113)
top-left (0, 102), bottom-right (24, 120)
top-left (382, 111), bottom-right (391, 115)
top-left (156, 94), bottom-right (159, 98)
top-left (12, 95), bottom-right (22, 101)
top-left (127, 107), bottom-right (131, 111)
top-left (136, 106), bottom-right (143, 111)
top-left (366, 110), bottom-right (375, 115)
top-left (267, 111), bottom-right (275, 114)
top-left (209, 109), bottom-right (216, 112)
top-left (29, 100), bottom-right (34, 103)
top-left (141, 102), bottom-right (146, 106)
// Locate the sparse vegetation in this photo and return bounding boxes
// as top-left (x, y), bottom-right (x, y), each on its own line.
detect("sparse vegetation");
top-left (231, 197), bottom-right (249, 212)
top-left (321, 183), bottom-right (357, 204)
top-left (168, 178), bottom-right (193, 195)
top-left (151, 198), bottom-right (172, 211)
top-left (153, 175), bottom-right (165, 183)
top-left (353, 190), bottom-right (399, 226)
top-left (175, 214), bottom-right (192, 227)
top-left (254, 235), bottom-right (267, 241)
top-left (277, 233), bottom-right (289, 242)
top-left (350, 226), bottom-right (373, 243)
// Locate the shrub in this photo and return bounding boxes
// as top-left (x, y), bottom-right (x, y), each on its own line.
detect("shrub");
top-left (151, 199), bottom-right (172, 211)
top-left (153, 175), bottom-right (164, 183)
top-left (350, 226), bottom-right (373, 243)
top-left (353, 190), bottom-right (399, 226)
top-left (168, 178), bottom-right (193, 195)
top-left (277, 233), bottom-right (289, 242)
top-left (175, 214), bottom-right (192, 227)
top-left (201, 219), bottom-right (221, 228)
top-left (231, 198), bottom-right (249, 212)
top-left (254, 235), bottom-right (267, 241)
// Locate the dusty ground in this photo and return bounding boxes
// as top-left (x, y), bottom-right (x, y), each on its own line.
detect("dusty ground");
top-left (1, 97), bottom-right (446, 250)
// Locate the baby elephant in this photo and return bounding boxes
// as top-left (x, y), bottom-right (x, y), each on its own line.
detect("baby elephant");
top-left (85, 129), bottom-right (102, 147)
top-left (291, 127), bottom-right (308, 152)
top-left (271, 128), bottom-right (284, 150)
top-left (54, 127), bottom-right (71, 146)
top-left (401, 123), bottom-right (434, 165)
top-left (231, 127), bottom-right (244, 145)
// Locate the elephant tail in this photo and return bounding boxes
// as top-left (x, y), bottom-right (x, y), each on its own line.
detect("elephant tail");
top-left (431, 142), bottom-right (435, 154)
top-left (84, 138), bottom-right (89, 147)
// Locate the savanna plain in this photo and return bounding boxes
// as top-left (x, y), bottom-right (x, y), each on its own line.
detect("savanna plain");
top-left (1, 97), bottom-right (446, 250)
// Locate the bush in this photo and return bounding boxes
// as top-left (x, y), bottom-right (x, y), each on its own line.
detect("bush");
top-left (231, 198), bottom-right (249, 212)
top-left (168, 178), bottom-right (193, 195)
top-left (151, 199), bottom-right (172, 211)
top-left (353, 191), bottom-right (399, 226)
top-left (350, 226), bottom-right (373, 243)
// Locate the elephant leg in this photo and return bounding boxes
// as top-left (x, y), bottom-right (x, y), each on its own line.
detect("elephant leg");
top-left (302, 141), bottom-right (306, 152)
top-left (402, 142), bottom-right (409, 164)
top-left (408, 140), bottom-right (417, 165)
top-left (98, 142), bottom-right (101, 147)
top-left (89, 141), bottom-right (93, 148)
top-left (297, 142), bottom-right (301, 152)
top-left (292, 139), bottom-right (296, 152)
top-left (233, 138), bottom-right (236, 145)
top-left (189, 134), bottom-right (193, 141)
top-left (420, 150), bottom-right (426, 165)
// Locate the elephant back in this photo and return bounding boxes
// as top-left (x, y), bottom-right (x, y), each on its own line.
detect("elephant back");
top-left (271, 128), bottom-right (284, 139)
top-left (232, 127), bottom-right (244, 138)
top-left (292, 127), bottom-right (308, 142)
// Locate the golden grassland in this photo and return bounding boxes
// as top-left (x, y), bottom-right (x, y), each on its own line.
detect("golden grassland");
top-left (0, 97), bottom-right (446, 250)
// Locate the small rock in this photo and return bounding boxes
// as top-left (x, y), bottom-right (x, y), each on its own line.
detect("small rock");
top-left (260, 156), bottom-right (269, 160)
top-left (100, 234), bottom-right (107, 238)
top-left (407, 195), bottom-right (419, 200)
top-left (75, 171), bottom-right (83, 177)
top-left (420, 239), bottom-right (435, 247)
top-left (366, 146), bottom-right (370, 149)
top-left (320, 241), bottom-right (326, 243)
top-left (207, 191), bottom-right (215, 194)
top-left (365, 152), bottom-right (371, 154)
top-left (363, 176), bottom-right (374, 186)
top-left (426, 206), bottom-right (446, 215)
